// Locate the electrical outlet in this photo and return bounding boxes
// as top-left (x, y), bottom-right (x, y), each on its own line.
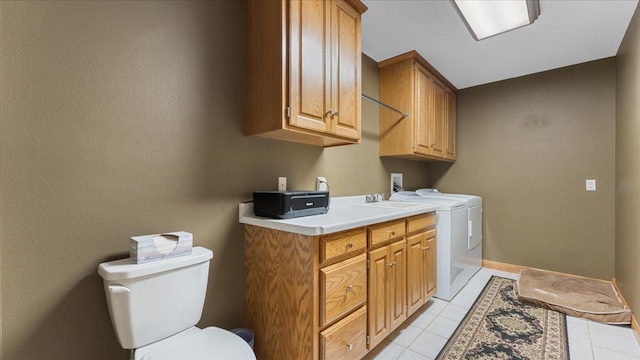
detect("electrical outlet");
top-left (586, 179), bottom-right (596, 191)
top-left (278, 177), bottom-right (287, 192)
top-left (316, 177), bottom-right (328, 191)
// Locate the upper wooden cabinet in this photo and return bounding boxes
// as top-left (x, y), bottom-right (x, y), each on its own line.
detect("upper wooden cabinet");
top-left (444, 88), bottom-right (457, 161)
top-left (378, 51), bottom-right (457, 161)
top-left (245, 0), bottom-right (367, 147)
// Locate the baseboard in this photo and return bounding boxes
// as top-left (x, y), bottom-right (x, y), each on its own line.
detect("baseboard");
top-left (612, 278), bottom-right (640, 344)
top-left (482, 259), bottom-right (640, 345)
top-left (481, 259), bottom-right (527, 274)
top-left (481, 259), bottom-right (611, 283)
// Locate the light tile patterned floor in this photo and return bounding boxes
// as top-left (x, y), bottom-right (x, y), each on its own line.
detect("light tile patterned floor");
top-left (363, 268), bottom-right (640, 360)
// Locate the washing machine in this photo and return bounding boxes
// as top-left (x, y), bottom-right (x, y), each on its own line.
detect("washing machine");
top-left (389, 192), bottom-right (470, 301)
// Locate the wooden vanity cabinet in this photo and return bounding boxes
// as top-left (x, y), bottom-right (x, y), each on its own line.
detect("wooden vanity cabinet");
top-left (379, 51), bottom-right (457, 161)
top-left (244, 212), bottom-right (436, 360)
top-left (245, 0), bottom-right (367, 147)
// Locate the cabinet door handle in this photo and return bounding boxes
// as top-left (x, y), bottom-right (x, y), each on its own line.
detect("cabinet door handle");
top-left (333, 111), bottom-right (339, 117)
top-left (346, 242), bottom-right (354, 249)
top-left (388, 262), bottom-right (397, 267)
top-left (325, 109), bottom-right (334, 116)
top-left (346, 343), bottom-right (354, 350)
top-left (346, 285), bottom-right (354, 292)
top-left (422, 246), bottom-right (430, 251)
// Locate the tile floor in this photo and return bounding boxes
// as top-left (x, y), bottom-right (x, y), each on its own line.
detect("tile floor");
top-left (363, 268), bottom-right (640, 360)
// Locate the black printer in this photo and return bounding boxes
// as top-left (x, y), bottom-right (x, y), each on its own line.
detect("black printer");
top-left (253, 191), bottom-right (330, 219)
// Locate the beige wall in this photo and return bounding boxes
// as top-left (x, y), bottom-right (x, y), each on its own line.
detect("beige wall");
top-left (616, 5), bottom-right (640, 315)
top-left (0, 2), bottom-right (428, 359)
top-left (429, 59), bottom-right (617, 280)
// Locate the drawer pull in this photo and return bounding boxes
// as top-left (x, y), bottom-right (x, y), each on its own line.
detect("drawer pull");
top-left (346, 285), bottom-right (354, 292)
top-left (346, 242), bottom-right (354, 249)
top-left (390, 230), bottom-right (396, 236)
top-left (346, 343), bottom-right (354, 350)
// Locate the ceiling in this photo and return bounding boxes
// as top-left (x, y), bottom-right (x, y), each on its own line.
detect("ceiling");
top-left (361, 0), bottom-right (639, 89)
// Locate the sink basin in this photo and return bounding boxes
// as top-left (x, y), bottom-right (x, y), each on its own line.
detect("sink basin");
top-left (347, 201), bottom-right (425, 209)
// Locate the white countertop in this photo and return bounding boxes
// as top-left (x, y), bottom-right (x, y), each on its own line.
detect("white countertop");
top-left (238, 195), bottom-right (439, 236)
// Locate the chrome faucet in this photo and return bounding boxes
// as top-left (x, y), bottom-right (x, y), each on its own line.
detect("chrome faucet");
top-left (365, 193), bottom-right (384, 203)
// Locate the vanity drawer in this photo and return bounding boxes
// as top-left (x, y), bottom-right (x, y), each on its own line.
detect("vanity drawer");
top-left (320, 254), bottom-right (367, 326)
top-left (320, 305), bottom-right (367, 360)
top-left (369, 220), bottom-right (405, 246)
top-left (406, 212), bottom-right (436, 234)
top-left (320, 228), bottom-right (367, 264)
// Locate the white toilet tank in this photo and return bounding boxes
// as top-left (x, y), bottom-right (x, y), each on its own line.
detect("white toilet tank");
top-left (98, 247), bottom-right (214, 349)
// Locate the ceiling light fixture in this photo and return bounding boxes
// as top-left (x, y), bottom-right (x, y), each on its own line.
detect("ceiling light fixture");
top-left (451, 0), bottom-right (541, 41)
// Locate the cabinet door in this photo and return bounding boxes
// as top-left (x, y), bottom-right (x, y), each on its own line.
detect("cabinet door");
top-left (430, 78), bottom-right (446, 158)
top-left (413, 63), bottom-right (432, 156)
top-left (367, 246), bottom-right (389, 349)
top-left (445, 89), bottom-right (456, 161)
top-left (406, 233), bottom-right (425, 316)
top-left (389, 240), bottom-right (407, 331)
top-left (288, 0), bottom-right (331, 133)
top-left (330, 0), bottom-right (361, 140)
top-left (424, 229), bottom-right (437, 297)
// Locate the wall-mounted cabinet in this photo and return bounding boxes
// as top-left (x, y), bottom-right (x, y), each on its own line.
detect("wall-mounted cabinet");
top-left (378, 51), bottom-right (457, 161)
top-left (444, 88), bottom-right (457, 161)
top-left (245, 0), bottom-right (367, 147)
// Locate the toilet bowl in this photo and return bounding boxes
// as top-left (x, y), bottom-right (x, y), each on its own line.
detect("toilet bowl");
top-left (98, 247), bottom-right (255, 360)
top-left (133, 327), bottom-right (254, 360)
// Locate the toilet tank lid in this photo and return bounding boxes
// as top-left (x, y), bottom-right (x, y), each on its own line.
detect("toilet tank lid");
top-left (98, 247), bottom-right (213, 281)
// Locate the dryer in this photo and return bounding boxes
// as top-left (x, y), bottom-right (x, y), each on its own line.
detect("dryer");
top-left (416, 189), bottom-right (483, 270)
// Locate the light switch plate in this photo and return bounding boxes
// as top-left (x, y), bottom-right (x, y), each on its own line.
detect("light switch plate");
top-left (586, 179), bottom-right (596, 191)
top-left (278, 177), bottom-right (287, 191)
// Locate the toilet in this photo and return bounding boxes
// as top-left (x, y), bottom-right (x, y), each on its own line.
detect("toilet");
top-left (98, 247), bottom-right (256, 360)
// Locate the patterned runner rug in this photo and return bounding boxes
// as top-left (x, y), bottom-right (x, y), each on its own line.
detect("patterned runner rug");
top-left (436, 276), bottom-right (569, 360)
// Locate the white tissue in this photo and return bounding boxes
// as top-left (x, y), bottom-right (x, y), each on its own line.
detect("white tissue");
top-left (153, 234), bottom-right (179, 255)
top-left (130, 231), bottom-right (193, 264)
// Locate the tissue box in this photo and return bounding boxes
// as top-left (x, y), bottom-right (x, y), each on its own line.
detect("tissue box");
top-left (130, 231), bottom-right (193, 264)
